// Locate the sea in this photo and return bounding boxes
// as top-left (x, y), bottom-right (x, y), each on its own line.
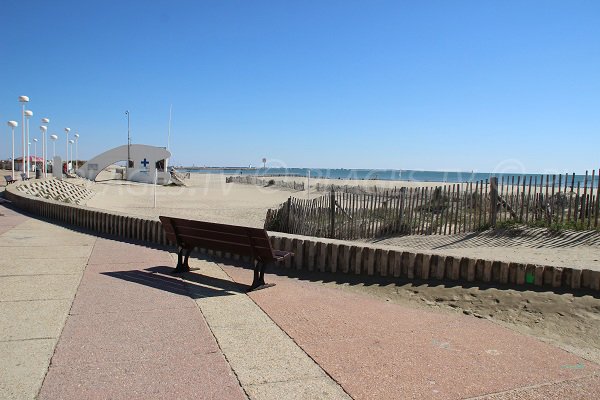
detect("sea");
top-left (179, 167), bottom-right (599, 188)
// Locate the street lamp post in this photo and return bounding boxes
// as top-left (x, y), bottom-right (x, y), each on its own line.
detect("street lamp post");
top-left (7, 121), bottom-right (18, 180)
top-left (64, 128), bottom-right (70, 173)
top-left (41, 118), bottom-right (49, 177)
top-left (74, 133), bottom-right (79, 171)
top-left (33, 138), bottom-right (38, 175)
top-left (27, 141), bottom-right (31, 175)
top-left (125, 110), bottom-right (130, 180)
top-left (24, 110), bottom-right (33, 177)
top-left (18, 96), bottom-right (29, 174)
top-left (50, 134), bottom-right (58, 158)
top-left (68, 139), bottom-right (75, 171)
top-left (39, 126), bottom-right (47, 176)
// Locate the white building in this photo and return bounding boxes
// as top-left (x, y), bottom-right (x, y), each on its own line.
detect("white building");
top-left (77, 144), bottom-right (172, 184)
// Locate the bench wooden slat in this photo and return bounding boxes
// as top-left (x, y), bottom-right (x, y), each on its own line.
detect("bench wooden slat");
top-left (171, 226), bottom-right (271, 249)
top-left (164, 216), bottom-right (268, 238)
top-left (176, 234), bottom-right (272, 258)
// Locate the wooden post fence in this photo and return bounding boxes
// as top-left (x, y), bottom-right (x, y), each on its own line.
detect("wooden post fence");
top-left (330, 190), bottom-right (336, 238)
top-left (489, 177), bottom-right (498, 228)
top-left (263, 169), bottom-right (600, 239)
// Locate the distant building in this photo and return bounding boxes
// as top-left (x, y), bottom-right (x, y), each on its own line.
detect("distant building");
top-left (77, 144), bottom-right (171, 185)
top-left (14, 156), bottom-right (45, 171)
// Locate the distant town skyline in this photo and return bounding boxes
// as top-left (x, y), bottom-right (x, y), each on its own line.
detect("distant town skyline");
top-left (1, 1), bottom-right (599, 173)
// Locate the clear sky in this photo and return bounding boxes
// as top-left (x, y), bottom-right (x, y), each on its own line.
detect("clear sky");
top-left (1, 0), bottom-right (599, 173)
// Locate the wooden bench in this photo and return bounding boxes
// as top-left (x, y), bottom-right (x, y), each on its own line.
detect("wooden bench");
top-left (4, 175), bottom-right (16, 185)
top-left (159, 216), bottom-right (293, 291)
top-left (20, 173), bottom-right (30, 181)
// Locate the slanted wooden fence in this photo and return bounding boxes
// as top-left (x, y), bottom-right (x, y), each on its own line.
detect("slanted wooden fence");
top-left (226, 176), bottom-right (304, 191)
top-left (265, 170), bottom-right (600, 239)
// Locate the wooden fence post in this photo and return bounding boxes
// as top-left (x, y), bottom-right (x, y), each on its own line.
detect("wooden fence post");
top-left (330, 190), bottom-right (336, 238)
top-left (285, 197), bottom-right (291, 231)
top-left (489, 177), bottom-right (498, 227)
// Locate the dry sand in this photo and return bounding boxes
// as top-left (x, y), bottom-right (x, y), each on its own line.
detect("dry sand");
top-left (371, 228), bottom-right (600, 271)
top-left (88, 171), bottom-right (294, 228)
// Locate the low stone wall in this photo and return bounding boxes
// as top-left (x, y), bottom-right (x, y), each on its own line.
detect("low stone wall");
top-left (5, 182), bottom-right (168, 246)
top-left (4, 181), bottom-right (600, 293)
top-left (16, 177), bottom-right (94, 205)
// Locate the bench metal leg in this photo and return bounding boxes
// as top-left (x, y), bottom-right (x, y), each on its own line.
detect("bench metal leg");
top-left (183, 248), bottom-right (192, 269)
top-left (247, 260), bottom-right (275, 292)
top-left (174, 246), bottom-right (191, 273)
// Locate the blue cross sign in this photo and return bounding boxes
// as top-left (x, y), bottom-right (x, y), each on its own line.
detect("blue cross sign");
top-left (141, 158), bottom-right (149, 168)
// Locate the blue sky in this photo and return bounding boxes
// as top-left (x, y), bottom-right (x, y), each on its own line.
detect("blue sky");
top-left (1, 0), bottom-right (599, 173)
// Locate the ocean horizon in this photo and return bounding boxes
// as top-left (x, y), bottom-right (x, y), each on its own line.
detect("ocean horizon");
top-left (178, 167), bottom-right (599, 187)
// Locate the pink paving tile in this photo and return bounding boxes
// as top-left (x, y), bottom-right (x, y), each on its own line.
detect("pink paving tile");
top-left (70, 266), bottom-right (196, 314)
top-left (40, 234), bottom-right (245, 399)
top-left (480, 374), bottom-right (600, 399)
top-left (223, 266), bottom-right (599, 400)
top-left (51, 308), bottom-right (219, 366)
top-left (85, 261), bottom-right (176, 274)
top-left (40, 352), bottom-right (245, 400)
top-left (87, 241), bottom-right (174, 265)
top-left (92, 237), bottom-right (170, 253)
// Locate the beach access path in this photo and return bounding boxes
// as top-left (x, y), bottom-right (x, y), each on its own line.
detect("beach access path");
top-left (1, 202), bottom-right (599, 399)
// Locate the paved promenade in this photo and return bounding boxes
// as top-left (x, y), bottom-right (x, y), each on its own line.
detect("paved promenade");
top-left (1, 202), bottom-right (599, 399)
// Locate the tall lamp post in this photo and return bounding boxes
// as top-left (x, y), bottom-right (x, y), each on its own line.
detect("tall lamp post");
top-left (69, 139), bottom-right (75, 171)
top-left (41, 118), bottom-right (49, 177)
top-left (27, 141), bottom-right (31, 175)
top-left (125, 110), bottom-right (130, 179)
top-left (33, 138), bottom-right (38, 175)
top-left (18, 96), bottom-right (29, 174)
top-left (73, 133), bottom-right (79, 171)
top-left (7, 121), bottom-right (18, 180)
top-left (64, 128), bottom-right (70, 172)
top-left (50, 134), bottom-right (58, 158)
top-left (39, 126), bottom-right (47, 177)
top-left (24, 110), bottom-right (33, 176)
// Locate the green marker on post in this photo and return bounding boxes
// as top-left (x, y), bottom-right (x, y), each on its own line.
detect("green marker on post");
top-left (525, 273), bottom-right (535, 284)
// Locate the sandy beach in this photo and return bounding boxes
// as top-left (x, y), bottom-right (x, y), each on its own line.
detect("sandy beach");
top-left (81, 171), bottom-right (600, 271)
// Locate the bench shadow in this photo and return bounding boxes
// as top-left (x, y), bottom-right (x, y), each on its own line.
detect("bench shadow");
top-left (102, 266), bottom-right (248, 299)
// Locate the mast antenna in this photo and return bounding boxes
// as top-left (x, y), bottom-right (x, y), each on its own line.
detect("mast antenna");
top-left (167, 104), bottom-right (172, 150)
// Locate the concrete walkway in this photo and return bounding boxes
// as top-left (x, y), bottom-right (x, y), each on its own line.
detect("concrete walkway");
top-left (1, 203), bottom-right (599, 399)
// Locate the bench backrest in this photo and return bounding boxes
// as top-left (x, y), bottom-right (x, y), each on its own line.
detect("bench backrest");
top-left (4, 176), bottom-right (11, 181)
top-left (20, 173), bottom-right (27, 180)
top-left (159, 216), bottom-right (276, 262)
